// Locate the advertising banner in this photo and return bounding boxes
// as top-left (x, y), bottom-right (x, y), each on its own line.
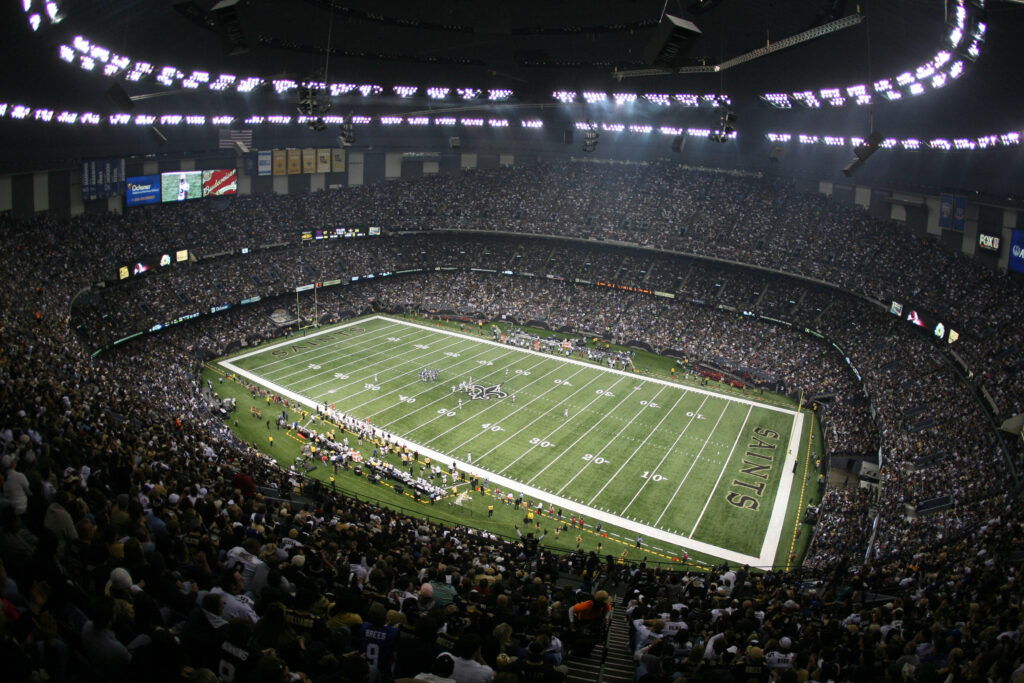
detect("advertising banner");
top-left (125, 175), bottom-right (161, 207)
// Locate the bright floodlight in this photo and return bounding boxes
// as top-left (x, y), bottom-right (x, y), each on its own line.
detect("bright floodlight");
top-left (488, 118), bottom-right (509, 127)
top-left (901, 139), bottom-right (921, 150)
top-left (457, 88), bottom-right (481, 100)
top-left (329, 83), bottom-right (356, 96)
top-left (521, 120), bottom-right (543, 128)
top-left (244, 116), bottom-right (264, 124)
top-left (34, 108), bottom-right (53, 122)
top-left (160, 115), bottom-right (182, 125)
top-left (644, 93), bottom-right (671, 106)
top-left (488, 89), bottom-right (513, 100)
top-left (357, 85), bottom-right (382, 96)
top-left (461, 118), bottom-right (484, 126)
top-left (552, 91), bottom-right (576, 104)
top-left (582, 91), bottom-right (607, 104)
top-left (426, 87), bottom-right (449, 100)
top-left (59, 45), bottom-right (74, 62)
top-left (212, 115), bottom-right (234, 125)
top-left (629, 124), bottom-right (652, 134)
top-left (29, 13), bottom-right (41, 30)
top-left (434, 116), bottom-right (456, 126)
top-left (909, 83), bottom-right (925, 96)
top-left (380, 116), bottom-right (403, 125)
top-left (930, 139), bottom-right (951, 150)
top-left (659, 126), bottom-right (683, 135)
top-left (393, 86), bottom-right (418, 98)
top-left (407, 117), bottom-right (429, 125)
top-left (613, 93), bottom-right (637, 105)
top-left (675, 94), bottom-right (700, 107)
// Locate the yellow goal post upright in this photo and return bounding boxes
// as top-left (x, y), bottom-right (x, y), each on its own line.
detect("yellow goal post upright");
top-left (295, 283), bottom-right (320, 333)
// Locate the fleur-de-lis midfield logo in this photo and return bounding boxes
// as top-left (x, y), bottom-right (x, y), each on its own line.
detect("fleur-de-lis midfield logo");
top-left (468, 383), bottom-right (508, 400)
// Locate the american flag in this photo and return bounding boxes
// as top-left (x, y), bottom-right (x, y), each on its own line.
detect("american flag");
top-left (218, 129), bottom-right (253, 149)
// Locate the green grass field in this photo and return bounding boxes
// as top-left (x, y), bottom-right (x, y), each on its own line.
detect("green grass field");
top-left (218, 315), bottom-right (811, 568)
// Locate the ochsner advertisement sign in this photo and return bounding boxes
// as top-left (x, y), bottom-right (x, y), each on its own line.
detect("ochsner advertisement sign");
top-left (125, 175), bottom-right (161, 207)
top-left (1010, 230), bottom-right (1024, 274)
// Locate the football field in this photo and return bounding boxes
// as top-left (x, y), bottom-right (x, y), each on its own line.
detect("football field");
top-left (219, 316), bottom-right (804, 567)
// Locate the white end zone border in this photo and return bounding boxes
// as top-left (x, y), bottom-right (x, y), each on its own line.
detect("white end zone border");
top-left (219, 315), bottom-right (805, 568)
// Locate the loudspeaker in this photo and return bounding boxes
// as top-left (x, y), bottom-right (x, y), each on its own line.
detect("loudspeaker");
top-left (563, 129), bottom-right (573, 145)
top-left (393, 484), bottom-right (404, 495)
top-left (449, 136), bottom-right (461, 149)
top-left (105, 83), bottom-right (134, 112)
top-left (643, 14), bottom-right (702, 69)
top-left (672, 135), bottom-right (685, 153)
top-left (842, 158), bottom-right (862, 177)
top-left (149, 126), bottom-right (167, 146)
top-left (769, 146), bottom-right (785, 162)
top-left (854, 131), bottom-right (883, 161)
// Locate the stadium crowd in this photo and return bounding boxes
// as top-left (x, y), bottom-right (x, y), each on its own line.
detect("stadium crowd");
top-left (0, 160), bottom-right (1022, 681)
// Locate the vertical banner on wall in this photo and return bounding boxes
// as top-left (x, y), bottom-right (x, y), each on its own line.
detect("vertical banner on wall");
top-left (939, 194), bottom-right (953, 230)
top-left (331, 148), bottom-right (346, 173)
top-left (302, 148), bottom-right (316, 174)
top-left (257, 150), bottom-right (272, 176)
top-left (81, 157), bottom-right (126, 201)
top-left (272, 150), bottom-right (287, 176)
top-left (1009, 230), bottom-right (1024, 274)
top-left (953, 196), bottom-right (967, 232)
top-left (286, 149), bottom-right (301, 174)
top-left (316, 148), bottom-right (331, 173)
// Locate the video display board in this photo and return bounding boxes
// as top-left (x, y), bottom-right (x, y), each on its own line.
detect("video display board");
top-left (160, 171), bottom-right (203, 202)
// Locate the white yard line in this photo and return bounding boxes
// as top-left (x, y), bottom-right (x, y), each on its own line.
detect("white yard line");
top-left (620, 394), bottom-right (709, 515)
top-left (689, 405), bottom-right (754, 537)
top-left (583, 385), bottom-right (675, 504)
top-left (554, 384), bottom-right (669, 496)
top-left (653, 401), bottom-right (732, 526)
top-left (219, 315), bottom-right (803, 568)
top-left (522, 376), bottom-right (631, 485)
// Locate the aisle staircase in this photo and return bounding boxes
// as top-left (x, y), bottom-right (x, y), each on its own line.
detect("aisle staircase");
top-left (564, 595), bottom-right (635, 683)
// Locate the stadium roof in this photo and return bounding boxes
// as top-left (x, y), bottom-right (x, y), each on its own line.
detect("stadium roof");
top-left (1, 1), bottom-right (1023, 193)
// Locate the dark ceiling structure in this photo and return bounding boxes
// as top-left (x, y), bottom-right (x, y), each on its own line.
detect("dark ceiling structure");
top-left (1, 0), bottom-right (1022, 195)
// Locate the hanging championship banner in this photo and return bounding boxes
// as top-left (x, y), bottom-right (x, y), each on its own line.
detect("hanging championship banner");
top-left (272, 149), bottom-right (287, 176)
top-left (287, 149), bottom-right (302, 174)
top-left (302, 148), bottom-right (316, 174)
top-left (938, 194), bottom-right (953, 230)
top-left (258, 150), bottom-right (272, 176)
top-left (952, 196), bottom-right (966, 232)
top-left (317, 148), bottom-right (331, 173)
top-left (332, 148), bottom-right (346, 173)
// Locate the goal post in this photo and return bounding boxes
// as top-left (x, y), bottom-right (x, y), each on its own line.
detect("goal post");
top-left (295, 284), bottom-right (320, 331)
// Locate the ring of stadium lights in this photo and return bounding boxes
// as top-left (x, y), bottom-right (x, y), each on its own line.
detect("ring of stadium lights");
top-left (760, 0), bottom-right (984, 109)
top-left (4, 95), bottom-right (1017, 153)
top-left (765, 129), bottom-right (1021, 151)
top-left (554, 90), bottom-right (730, 109)
top-left (46, 29), bottom-right (519, 101)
